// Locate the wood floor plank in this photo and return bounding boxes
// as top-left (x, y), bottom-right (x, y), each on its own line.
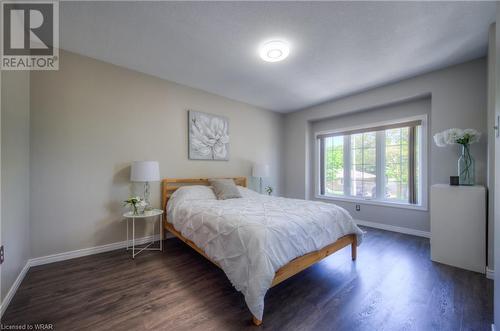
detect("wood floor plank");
top-left (1, 227), bottom-right (492, 330)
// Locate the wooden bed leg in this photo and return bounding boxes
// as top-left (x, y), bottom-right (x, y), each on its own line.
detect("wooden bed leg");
top-left (351, 236), bottom-right (357, 261)
top-left (252, 316), bottom-right (262, 326)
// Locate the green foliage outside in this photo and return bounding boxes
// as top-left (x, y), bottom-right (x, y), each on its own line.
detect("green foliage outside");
top-left (385, 128), bottom-right (409, 185)
top-left (324, 128), bottom-right (412, 200)
top-left (324, 135), bottom-right (344, 194)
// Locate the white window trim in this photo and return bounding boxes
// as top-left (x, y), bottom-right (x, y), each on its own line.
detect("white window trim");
top-left (314, 194), bottom-right (428, 211)
top-left (314, 114), bottom-right (428, 211)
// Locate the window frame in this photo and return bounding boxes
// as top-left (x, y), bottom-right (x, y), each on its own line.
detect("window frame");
top-left (314, 115), bottom-right (428, 211)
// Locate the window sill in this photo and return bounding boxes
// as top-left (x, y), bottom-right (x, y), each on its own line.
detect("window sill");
top-left (314, 194), bottom-right (428, 211)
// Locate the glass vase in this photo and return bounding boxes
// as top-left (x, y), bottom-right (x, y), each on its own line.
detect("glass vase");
top-left (458, 144), bottom-right (475, 186)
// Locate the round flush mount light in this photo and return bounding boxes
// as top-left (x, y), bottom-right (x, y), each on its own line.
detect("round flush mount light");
top-left (258, 40), bottom-right (290, 62)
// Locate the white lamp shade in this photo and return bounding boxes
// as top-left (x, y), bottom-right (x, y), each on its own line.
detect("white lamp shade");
top-left (252, 164), bottom-right (270, 178)
top-left (130, 161), bottom-right (160, 182)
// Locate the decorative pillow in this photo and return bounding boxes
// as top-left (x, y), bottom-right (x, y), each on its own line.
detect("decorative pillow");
top-left (209, 178), bottom-right (242, 200)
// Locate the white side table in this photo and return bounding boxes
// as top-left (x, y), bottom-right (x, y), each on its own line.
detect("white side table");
top-left (123, 209), bottom-right (164, 258)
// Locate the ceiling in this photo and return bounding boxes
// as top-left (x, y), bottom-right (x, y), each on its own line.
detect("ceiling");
top-left (60, 1), bottom-right (496, 113)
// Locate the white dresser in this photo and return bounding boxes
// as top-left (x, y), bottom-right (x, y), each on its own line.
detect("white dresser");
top-left (430, 184), bottom-right (486, 273)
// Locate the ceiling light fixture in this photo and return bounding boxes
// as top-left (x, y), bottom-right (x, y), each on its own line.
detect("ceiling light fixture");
top-left (259, 40), bottom-right (290, 62)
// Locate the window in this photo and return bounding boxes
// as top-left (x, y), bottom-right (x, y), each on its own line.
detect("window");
top-left (351, 132), bottom-right (376, 199)
top-left (318, 118), bottom-right (425, 207)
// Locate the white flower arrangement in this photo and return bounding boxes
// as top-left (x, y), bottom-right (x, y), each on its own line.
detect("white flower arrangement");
top-left (124, 196), bottom-right (147, 215)
top-left (264, 186), bottom-right (273, 196)
top-left (433, 128), bottom-right (481, 147)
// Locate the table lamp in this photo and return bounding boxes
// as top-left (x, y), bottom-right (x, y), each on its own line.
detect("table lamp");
top-left (130, 161), bottom-right (160, 209)
top-left (252, 163), bottom-right (270, 194)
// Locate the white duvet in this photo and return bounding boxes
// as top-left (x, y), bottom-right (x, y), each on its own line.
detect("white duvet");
top-left (166, 185), bottom-right (363, 320)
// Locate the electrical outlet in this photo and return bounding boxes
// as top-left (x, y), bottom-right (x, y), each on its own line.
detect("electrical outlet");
top-left (0, 245), bottom-right (4, 264)
top-left (355, 204), bottom-right (361, 211)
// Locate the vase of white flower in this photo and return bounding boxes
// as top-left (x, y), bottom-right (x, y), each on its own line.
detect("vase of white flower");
top-left (264, 186), bottom-right (273, 196)
top-left (433, 128), bottom-right (480, 186)
top-left (124, 196), bottom-right (147, 215)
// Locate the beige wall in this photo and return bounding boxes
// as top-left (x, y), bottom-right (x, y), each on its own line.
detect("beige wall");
top-left (1, 71), bottom-right (31, 300)
top-left (30, 50), bottom-right (284, 258)
top-left (283, 58), bottom-right (488, 264)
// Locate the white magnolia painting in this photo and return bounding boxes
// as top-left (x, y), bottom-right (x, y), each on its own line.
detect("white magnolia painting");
top-left (188, 111), bottom-right (229, 160)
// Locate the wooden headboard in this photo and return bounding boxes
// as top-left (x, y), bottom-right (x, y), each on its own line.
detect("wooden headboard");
top-left (161, 177), bottom-right (247, 211)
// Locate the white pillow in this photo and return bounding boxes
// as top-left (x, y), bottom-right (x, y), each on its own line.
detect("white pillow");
top-left (237, 186), bottom-right (262, 198)
top-left (171, 185), bottom-right (217, 201)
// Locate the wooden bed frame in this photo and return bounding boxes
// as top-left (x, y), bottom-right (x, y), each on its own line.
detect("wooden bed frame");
top-left (161, 177), bottom-right (357, 326)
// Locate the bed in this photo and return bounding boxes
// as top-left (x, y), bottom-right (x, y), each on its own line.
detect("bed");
top-left (161, 177), bottom-right (363, 326)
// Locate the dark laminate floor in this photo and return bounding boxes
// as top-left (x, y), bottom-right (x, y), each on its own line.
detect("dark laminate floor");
top-left (1, 227), bottom-right (493, 331)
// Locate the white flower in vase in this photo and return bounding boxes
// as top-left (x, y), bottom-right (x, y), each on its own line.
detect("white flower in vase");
top-left (124, 196), bottom-right (147, 215)
top-left (433, 127), bottom-right (481, 185)
top-left (136, 200), bottom-right (148, 214)
top-left (444, 128), bottom-right (464, 145)
top-left (433, 132), bottom-right (447, 147)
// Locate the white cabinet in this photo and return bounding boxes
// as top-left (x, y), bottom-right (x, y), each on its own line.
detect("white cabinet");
top-left (430, 184), bottom-right (486, 273)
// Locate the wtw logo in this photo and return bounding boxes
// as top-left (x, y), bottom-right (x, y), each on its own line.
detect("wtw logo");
top-left (1, 1), bottom-right (59, 70)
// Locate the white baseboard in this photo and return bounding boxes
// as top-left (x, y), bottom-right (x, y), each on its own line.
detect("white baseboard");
top-left (486, 267), bottom-right (495, 280)
top-left (0, 260), bottom-right (30, 318)
top-left (355, 219), bottom-right (431, 238)
top-left (29, 234), bottom-right (160, 267)
top-left (0, 234), bottom-right (161, 318)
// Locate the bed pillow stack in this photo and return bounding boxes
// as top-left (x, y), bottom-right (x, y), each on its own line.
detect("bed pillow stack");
top-left (209, 178), bottom-right (242, 200)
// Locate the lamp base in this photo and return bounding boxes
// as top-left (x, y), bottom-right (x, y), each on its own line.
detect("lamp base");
top-left (144, 181), bottom-right (152, 210)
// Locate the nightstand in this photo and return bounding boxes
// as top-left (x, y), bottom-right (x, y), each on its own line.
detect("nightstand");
top-left (123, 209), bottom-right (164, 258)
top-left (430, 184), bottom-right (486, 273)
